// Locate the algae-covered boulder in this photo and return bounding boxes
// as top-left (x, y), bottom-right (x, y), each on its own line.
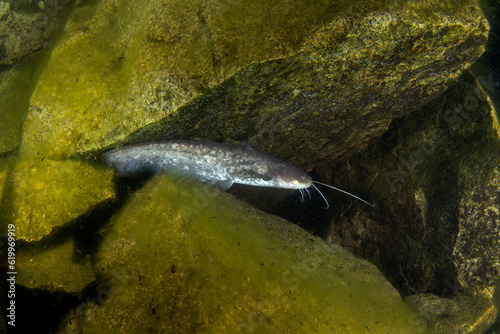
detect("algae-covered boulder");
top-left (8, 158), bottom-right (116, 241)
top-left (323, 70), bottom-right (500, 308)
top-left (0, 158), bottom-right (9, 198)
top-left (0, 1), bottom-right (64, 65)
top-left (454, 170), bottom-right (500, 298)
top-left (494, 279), bottom-right (500, 317)
top-left (20, 0), bottom-right (488, 169)
top-left (16, 238), bottom-right (95, 293)
top-left (0, 0), bottom-right (75, 154)
top-left (0, 59), bottom-right (41, 154)
top-left (126, 0), bottom-right (489, 170)
top-left (405, 293), bottom-right (497, 332)
top-left (65, 174), bottom-right (424, 333)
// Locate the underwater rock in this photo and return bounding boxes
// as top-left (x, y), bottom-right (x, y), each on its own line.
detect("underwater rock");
top-left (0, 1), bottom-right (75, 154)
top-left (0, 159), bottom-right (8, 198)
top-left (102, 0), bottom-right (489, 170)
top-left (0, 59), bottom-right (44, 154)
top-left (454, 170), bottom-right (500, 297)
top-left (20, 0), bottom-right (487, 168)
top-left (0, 1), bottom-right (62, 65)
top-left (67, 173), bottom-right (424, 333)
top-left (17, 238), bottom-right (95, 293)
top-left (0, 158), bottom-right (10, 233)
top-left (324, 71), bottom-right (500, 301)
top-left (494, 279), bottom-right (500, 315)
top-left (8, 158), bottom-right (116, 242)
top-left (405, 293), bottom-right (496, 333)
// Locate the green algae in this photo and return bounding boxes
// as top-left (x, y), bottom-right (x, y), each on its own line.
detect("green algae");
top-left (405, 293), bottom-right (497, 333)
top-left (17, 238), bottom-right (95, 293)
top-left (494, 279), bottom-right (500, 320)
top-left (20, 0), bottom-right (152, 158)
top-left (0, 59), bottom-right (42, 154)
top-left (0, 2), bottom-right (61, 66)
top-left (0, 158), bottom-right (10, 233)
top-left (77, 173), bottom-right (425, 333)
top-left (0, 159), bottom-right (9, 197)
top-left (0, 1), bottom-right (75, 154)
top-left (8, 158), bottom-right (116, 242)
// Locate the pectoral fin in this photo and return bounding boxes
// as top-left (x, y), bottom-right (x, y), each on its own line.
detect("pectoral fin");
top-left (215, 180), bottom-right (234, 191)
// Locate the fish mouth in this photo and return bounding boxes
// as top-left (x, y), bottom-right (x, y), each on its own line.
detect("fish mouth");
top-left (284, 179), bottom-right (313, 189)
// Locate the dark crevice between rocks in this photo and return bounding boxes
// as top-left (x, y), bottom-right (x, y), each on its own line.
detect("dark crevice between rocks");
top-left (13, 196), bottom-right (121, 258)
top-left (0, 182), bottom-right (130, 334)
top-left (72, 199), bottom-right (125, 264)
top-left (384, 156), bottom-right (463, 297)
top-left (0, 151), bottom-right (132, 333)
top-left (67, 176), bottom-right (140, 263)
top-left (4, 285), bottom-right (80, 334)
top-left (320, 71), bottom-right (500, 300)
top-left (223, 170), bottom-right (337, 238)
top-left (264, 173), bottom-right (333, 237)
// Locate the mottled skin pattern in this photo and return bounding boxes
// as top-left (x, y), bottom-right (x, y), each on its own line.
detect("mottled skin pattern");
top-left (103, 140), bottom-right (312, 190)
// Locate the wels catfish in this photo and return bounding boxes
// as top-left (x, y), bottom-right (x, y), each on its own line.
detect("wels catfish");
top-left (103, 139), bottom-right (374, 208)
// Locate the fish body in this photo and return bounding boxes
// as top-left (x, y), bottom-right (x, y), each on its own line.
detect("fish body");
top-left (103, 140), bottom-right (312, 191)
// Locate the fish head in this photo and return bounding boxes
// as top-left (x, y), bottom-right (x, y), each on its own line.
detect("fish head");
top-left (270, 164), bottom-right (312, 189)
